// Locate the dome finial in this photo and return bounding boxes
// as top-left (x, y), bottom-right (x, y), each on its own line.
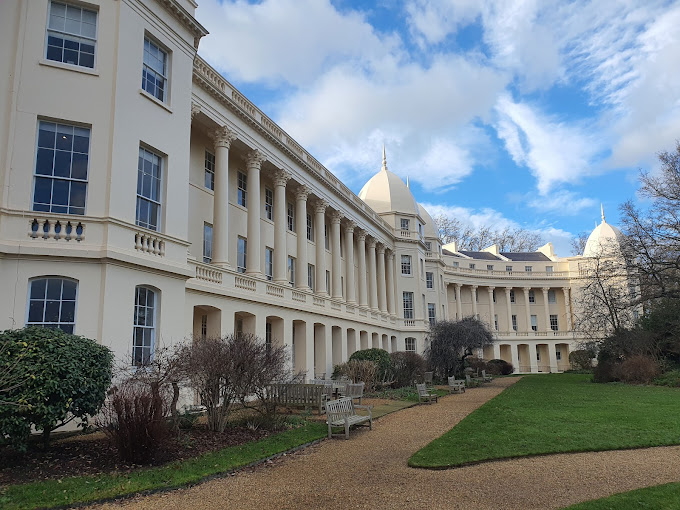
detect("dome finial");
top-left (381, 145), bottom-right (387, 172)
top-left (601, 203), bottom-right (606, 223)
top-left (406, 175), bottom-right (410, 188)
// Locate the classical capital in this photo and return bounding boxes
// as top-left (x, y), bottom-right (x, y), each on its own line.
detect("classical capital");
top-left (377, 243), bottom-right (386, 255)
top-left (190, 103), bottom-right (201, 119)
top-left (295, 185), bottom-right (310, 201)
top-left (487, 286), bottom-right (495, 292)
top-left (210, 126), bottom-right (237, 149)
top-left (313, 199), bottom-right (329, 214)
top-left (331, 211), bottom-right (344, 224)
top-left (273, 169), bottom-right (291, 187)
top-left (505, 287), bottom-right (513, 292)
top-left (345, 220), bottom-right (357, 234)
top-left (471, 285), bottom-right (478, 290)
top-left (523, 287), bottom-right (531, 292)
top-left (367, 238), bottom-right (377, 249)
top-left (245, 149), bottom-right (267, 169)
top-left (386, 249), bottom-right (394, 260)
top-left (542, 287), bottom-right (550, 292)
top-left (356, 229), bottom-right (367, 242)
top-left (455, 283), bottom-right (463, 289)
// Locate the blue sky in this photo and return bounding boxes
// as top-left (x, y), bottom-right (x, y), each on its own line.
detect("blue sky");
top-left (194, 0), bottom-right (680, 256)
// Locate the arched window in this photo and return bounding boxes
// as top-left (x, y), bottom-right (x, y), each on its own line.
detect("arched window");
top-left (133, 286), bottom-right (157, 366)
top-left (26, 277), bottom-right (78, 333)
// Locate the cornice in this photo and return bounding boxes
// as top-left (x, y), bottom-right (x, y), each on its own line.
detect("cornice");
top-left (156, 0), bottom-right (208, 48)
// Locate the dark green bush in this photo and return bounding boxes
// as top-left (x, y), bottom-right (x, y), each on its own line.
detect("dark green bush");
top-left (569, 349), bottom-right (596, 371)
top-left (487, 359), bottom-right (513, 375)
top-left (349, 348), bottom-right (391, 382)
top-left (653, 369), bottom-right (680, 387)
top-left (390, 351), bottom-right (426, 388)
top-left (0, 327), bottom-right (113, 451)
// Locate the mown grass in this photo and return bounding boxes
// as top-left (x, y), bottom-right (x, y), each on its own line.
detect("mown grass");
top-left (0, 421), bottom-right (327, 510)
top-left (564, 482), bottom-right (680, 509)
top-left (409, 374), bottom-right (680, 468)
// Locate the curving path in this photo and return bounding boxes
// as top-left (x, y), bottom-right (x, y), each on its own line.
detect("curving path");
top-left (90, 378), bottom-right (680, 510)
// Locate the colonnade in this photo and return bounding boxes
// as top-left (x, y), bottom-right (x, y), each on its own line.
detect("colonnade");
top-left (451, 283), bottom-right (573, 333)
top-left (206, 125), bottom-right (396, 315)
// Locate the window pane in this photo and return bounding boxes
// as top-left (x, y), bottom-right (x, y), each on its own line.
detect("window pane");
top-left (52, 179), bottom-right (69, 206)
top-left (30, 279), bottom-right (47, 299)
top-left (44, 300), bottom-right (61, 322)
top-left (54, 151), bottom-right (71, 177)
top-left (62, 279), bottom-right (77, 300)
top-left (36, 148), bottom-right (55, 175)
top-left (28, 301), bottom-right (44, 322)
top-left (61, 301), bottom-right (75, 322)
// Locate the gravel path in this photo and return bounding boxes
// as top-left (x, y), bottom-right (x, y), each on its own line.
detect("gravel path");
top-left (90, 378), bottom-right (680, 510)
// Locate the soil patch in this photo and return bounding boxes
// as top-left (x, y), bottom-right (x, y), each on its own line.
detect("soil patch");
top-left (0, 424), bottom-right (271, 486)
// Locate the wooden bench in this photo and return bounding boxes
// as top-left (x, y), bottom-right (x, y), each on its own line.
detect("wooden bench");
top-left (481, 370), bottom-right (493, 382)
top-left (448, 377), bottom-right (466, 393)
top-left (416, 383), bottom-right (438, 404)
top-left (267, 383), bottom-right (327, 414)
top-left (326, 397), bottom-right (373, 439)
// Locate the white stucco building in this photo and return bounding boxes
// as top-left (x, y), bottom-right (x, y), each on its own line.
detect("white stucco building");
top-left (1, 0), bottom-right (613, 377)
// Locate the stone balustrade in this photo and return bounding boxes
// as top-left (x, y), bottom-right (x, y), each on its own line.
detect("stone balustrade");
top-left (135, 232), bottom-right (165, 256)
top-left (28, 218), bottom-right (85, 242)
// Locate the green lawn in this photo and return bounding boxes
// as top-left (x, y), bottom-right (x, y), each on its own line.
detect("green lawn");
top-left (409, 374), bottom-right (680, 468)
top-left (564, 482), bottom-right (680, 509)
top-left (0, 421), bottom-right (327, 510)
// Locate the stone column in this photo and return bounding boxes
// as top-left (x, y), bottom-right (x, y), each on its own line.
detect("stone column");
top-left (314, 200), bottom-right (328, 295)
top-left (245, 149), bottom-right (266, 276)
top-left (510, 343), bottom-right (519, 373)
top-left (330, 212), bottom-right (343, 299)
top-left (548, 343), bottom-right (558, 373)
top-left (487, 286), bottom-right (496, 330)
top-left (377, 244), bottom-right (387, 313)
top-left (471, 285), bottom-right (478, 318)
top-left (295, 186), bottom-right (310, 289)
top-left (357, 230), bottom-right (368, 307)
top-left (345, 222), bottom-right (356, 303)
top-left (493, 343), bottom-right (501, 359)
top-left (505, 287), bottom-right (514, 333)
top-left (367, 238), bottom-right (378, 311)
top-left (523, 287), bottom-right (532, 333)
top-left (542, 287), bottom-right (551, 333)
top-left (272, 169), bottom-right (290, 283)
top-left (455, 283), bottom-right (463, 320)
top-left (529, 344), bottom-right (539, 373)
top-left (209, 126), bottom-right (237, 267)
top-left (563, 287), bottom-right (572, 330)
top-left (386, 250), bottom-right (395, 314)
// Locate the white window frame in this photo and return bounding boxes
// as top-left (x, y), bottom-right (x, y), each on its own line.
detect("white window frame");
top-left (512, 314), bottom-right (517, 331)
top-left (136, 146), bottom-right (162, 231)
top-left (510, 290), bottom-right (515, 303)
top-left (26, 277), bottom-right (78, 334)
top-left (288, 256), bottom-right (295, 286)
top-left (33, 120), bottom-right (90, 216)
top-left (400, 218), bottom-right (409, 231)
top-left (237, 236), bottom-right (247, 273)
top-left (237, 171), bottom-right (247, 208)
top-left (133, 286), bottom-right (157, 366)
top-left (426, 272), bottom-right (434, 289)
top-left (306, 213), bottom-right (313, 241)
top-left (308, 263), bottom-right (315, 291)
top-left (548, 289), bottom-right (556, 303)
top-left (530, 315), bottom-right (538, 331)
top-left (401, 255), bottom-right (412, 275)
top-left (403, 291), bottom-right (414, 319)
top-left (142, 36), bottom-right (168, 102)
top-left (45, 1), bottom-right (98, 69)
top-left (405, 337), bottom-right (416, 352)
top-left (265, 247), bottom-right (273, 281)
top-left (525, 266), bottom-right (533, 272)
top-left (287, 202), bottom-right (295, 231)
top-left (506, 265), bottom-right (513, 272)
top-left (204, 150), bottom-right (215, 191)
top-left (265, 187), bottom-right (273, 220)
top-left (529, 290), bottom-right (535, 303)
top-left (550, 314), bottom-right (559, 331)
top-left (203, 222), bottom-right (213, 264)
top-left (428, 303), bottom-right (436, 326)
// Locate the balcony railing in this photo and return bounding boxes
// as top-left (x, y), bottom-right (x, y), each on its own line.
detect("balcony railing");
top-left (29, 218), bottom-right (85, 242)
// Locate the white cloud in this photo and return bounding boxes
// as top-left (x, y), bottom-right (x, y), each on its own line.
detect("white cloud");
top-left (494, 95), bottom-right (601, 194)
top-left (526, 190), bottom-right (596, 215)
top-left (196, 0), bottom-right (401, 87)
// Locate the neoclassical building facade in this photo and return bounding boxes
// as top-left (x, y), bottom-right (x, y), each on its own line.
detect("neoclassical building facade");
top-left (0, 0), bottom-right (610, 378)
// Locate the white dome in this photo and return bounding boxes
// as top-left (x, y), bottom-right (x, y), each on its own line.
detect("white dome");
top-left (583, 207), bottom-right (624, 257)
top-left (418, 203), bottom-right (437, 238)
top-left (358, 148), bottom-right (419, 216)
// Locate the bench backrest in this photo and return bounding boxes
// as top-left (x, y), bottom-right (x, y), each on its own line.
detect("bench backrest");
top-left (424, 371), bottom-right (433, 384)
top-left (448, 376), bottom-right (460, 385)
top-left (344, 382), bottom-right (364, 398)
top-left (326, 397), bottom-right (355, 422)
top-left (416, 383), bottom-right (428, 396)
top-left (267, 383), bottom-right (325, 404)
top-left (465, 374), bottom-right (472, 384)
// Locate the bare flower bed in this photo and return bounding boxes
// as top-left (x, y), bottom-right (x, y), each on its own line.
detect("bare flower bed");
top-left (0, 424), bottom-right (271, 486)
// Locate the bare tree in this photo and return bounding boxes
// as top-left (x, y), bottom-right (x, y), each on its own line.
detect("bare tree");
top-left (433, 214), bottom-right (543, 252)
top-left (425, 317), bottom-right (494, 379)
top-left (570, 231), bottom-right (589, 256)
top-left (176, 334), bottom-right (291, 432)
top-left (572, 245), bottom-right (637, 341)
top-left (619, 141), bottom-right (680, 303)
